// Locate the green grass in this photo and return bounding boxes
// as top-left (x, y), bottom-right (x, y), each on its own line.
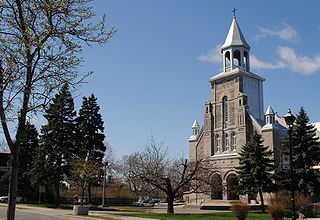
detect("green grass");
top-left (117, 212), bottom-right (271, 220)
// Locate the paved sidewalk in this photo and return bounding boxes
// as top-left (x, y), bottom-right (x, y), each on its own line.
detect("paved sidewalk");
top-left (0, 204), bottom-right (159, 220)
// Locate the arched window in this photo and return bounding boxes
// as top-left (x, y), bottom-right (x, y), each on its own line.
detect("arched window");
top-left (224, 133), bottom-right (229, 152)
top-left (231, 132), bottom-right (236, 151)
top-left (223, 96), bottom-right (228, 128)
top-left (244, 51), bottom-right (249, 71)
top-left (216, 134), bottom-right (221, 153)
top-left (225, 51), bottom-right (231, 71)
top-left (233, 50), bottom-right (241, 67)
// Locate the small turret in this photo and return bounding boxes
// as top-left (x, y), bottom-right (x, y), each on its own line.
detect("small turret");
top-left (265, 105), bottom-right (275, 125)
top-left (189, 120), bottom-right (200, 141)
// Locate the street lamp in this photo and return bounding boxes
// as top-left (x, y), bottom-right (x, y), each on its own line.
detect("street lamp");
top-left (102, 161), bottom-right (108, 207)
top-left (284, 109), bottom-right (296, 220)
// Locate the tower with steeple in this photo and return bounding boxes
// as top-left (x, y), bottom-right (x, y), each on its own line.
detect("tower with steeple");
top-left (188, 13), bottom-right (287, 202)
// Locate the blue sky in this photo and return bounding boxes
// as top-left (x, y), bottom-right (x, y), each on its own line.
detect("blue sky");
top-left (76, 0), bottom-right (320, 158)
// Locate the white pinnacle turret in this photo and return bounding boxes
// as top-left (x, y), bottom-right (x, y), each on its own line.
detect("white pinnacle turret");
top-left (189, 120), bottom-right (200, 141)
top-left (192, 120), bottom-right (199, 129)
top-left (265, 105), bottom-right (275, 115)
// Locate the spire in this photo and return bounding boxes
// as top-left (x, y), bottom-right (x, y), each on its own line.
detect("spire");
top-left (192, 120), bottom-right (199, 129)
top-left (265, 105), bottom-right (275, 125)
top-left (189, 120), bottom-right (200, 141)
top-left (221, 16), bottom-right (250, 51)
top-left (265, 105), bottom-right (275, 115)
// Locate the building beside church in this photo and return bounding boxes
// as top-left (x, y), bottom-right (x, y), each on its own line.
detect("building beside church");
top-left (188, 15), bottom-right (291, 201)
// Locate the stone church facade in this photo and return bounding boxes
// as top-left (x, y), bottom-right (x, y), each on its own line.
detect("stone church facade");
top-left (188, 15), bottom-right (289, 201)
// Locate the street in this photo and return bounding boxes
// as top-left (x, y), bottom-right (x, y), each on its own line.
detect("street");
top-left (0, 205), bottom-right (89, 220)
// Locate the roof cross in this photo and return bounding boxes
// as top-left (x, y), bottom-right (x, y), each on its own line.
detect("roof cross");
top-left (232, 8), bottom-right (237, 18)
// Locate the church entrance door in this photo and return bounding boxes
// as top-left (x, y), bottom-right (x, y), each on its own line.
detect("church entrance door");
top-left (211, 173), bottom-right (222, 200)
top-left (227, 173), bottom-right (239, 200)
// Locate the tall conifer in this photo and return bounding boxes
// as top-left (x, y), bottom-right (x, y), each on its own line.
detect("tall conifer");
top-left (237, 132), bottom-right (275, 212)
top-left (290, 107), bottom-right (320, 196)
top-left (76, 94), bottom-right (105, 202)
top-left (76, 94), bottom-right (105, 161)
top-left (40, 84), bottom-right (76, 206)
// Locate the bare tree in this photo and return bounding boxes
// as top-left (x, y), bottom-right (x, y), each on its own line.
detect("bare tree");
top-left (69, 158), bottom-right (103, 206)
top-left (0, 1), bottom-right (114, 219)
top-left (123, 138), bottom-right (206, 214)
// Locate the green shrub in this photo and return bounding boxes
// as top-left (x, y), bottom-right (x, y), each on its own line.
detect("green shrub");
top-left (231, 201), bottom-right (249, 220)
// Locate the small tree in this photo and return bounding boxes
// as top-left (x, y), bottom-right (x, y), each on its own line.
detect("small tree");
top-left (124, 138), bottom-right (205, 214)
top-left (237, 131), bottom-right (276, 212)
top-left (69, 159), bottom-right (103, 206)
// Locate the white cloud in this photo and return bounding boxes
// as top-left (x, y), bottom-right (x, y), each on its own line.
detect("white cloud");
top-left (197, 44), bottom-right (221, 63)
top-left (256, 23), bottom-right (299, 42)
top-left (250, 55), bottom-right (284, 70)
top-left (198, 45), bottom-right (320, 75)
top-left (277, 46), bottom-right (320, 75)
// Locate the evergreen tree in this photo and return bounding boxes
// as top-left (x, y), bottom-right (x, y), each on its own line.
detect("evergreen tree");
top-left (76, 94), bottom-right (106, 161)
top-left (76, 94), bottom-right (106, 203)
top-left (288, 107), bottom-right (320, 196)
top-left (41, 84), bottom-right (77, 206)
top-left (237, 132), bottom-right (275, 213)
top-left (18, 122), bottom-right (39, 199)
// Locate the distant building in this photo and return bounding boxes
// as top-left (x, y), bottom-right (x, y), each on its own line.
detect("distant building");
top-left (188, 15), bottom-right (320, 201)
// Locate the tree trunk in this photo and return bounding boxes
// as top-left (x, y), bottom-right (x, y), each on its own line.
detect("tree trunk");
top-left (259, 189), bottom-right (265, 213)
top-left (54, 183), bottom-right (60, 207)
top-left (87, 184), bottom-right (91, 205)
top-left (81, 187), bottom-right (85, 206)
top-left (7, 150), bottom-right (19, 220)
top-left (167, 195), bottom-right (174, 214)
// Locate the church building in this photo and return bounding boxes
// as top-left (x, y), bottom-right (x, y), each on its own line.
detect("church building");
top-left (188, 15), bottom-right (289, 201)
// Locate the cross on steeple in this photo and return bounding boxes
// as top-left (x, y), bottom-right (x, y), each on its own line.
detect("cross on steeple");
top-left (232, 8), bottom-right (237, 18)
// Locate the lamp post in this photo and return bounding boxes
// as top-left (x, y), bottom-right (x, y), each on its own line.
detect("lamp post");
top-left (102, 161), bottom-right (108, 207)
top-left (284, 109), bottom-right (296, 220)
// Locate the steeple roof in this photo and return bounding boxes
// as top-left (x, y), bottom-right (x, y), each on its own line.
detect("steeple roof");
top-left (265, 105), bottom-right (275, 115)
top-left (221, 17), bottom-right (250, 51)
top-left (192, 120), bottom-right (199, 128)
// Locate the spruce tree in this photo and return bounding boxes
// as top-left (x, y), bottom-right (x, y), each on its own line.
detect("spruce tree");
top-left (76, 94), bottom-right (106, 161)
top-left (41, 84), bottom-right (76, 206)
top-left (76, 94), bottom-right (106, 202)
top-left (237, 132), bottom-right (275, 212)
top-left (290, 107), bottom-right (320, 196)
top-left (18, 122), bottom-right (39, 199)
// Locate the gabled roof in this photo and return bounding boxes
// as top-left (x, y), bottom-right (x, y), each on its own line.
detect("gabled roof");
top-left (221, 17), bottom-right (250, 51)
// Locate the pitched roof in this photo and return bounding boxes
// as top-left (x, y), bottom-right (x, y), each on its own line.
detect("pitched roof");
top-left (192, 120), bottom-right (199, 128)
top-left (221, 17), bottom-right (250, 51)
top-left (265, 105), bottom-right (275, 115)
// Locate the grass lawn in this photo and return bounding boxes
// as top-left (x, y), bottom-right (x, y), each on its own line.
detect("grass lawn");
top-left (117, 212), bottom-right (271, 220)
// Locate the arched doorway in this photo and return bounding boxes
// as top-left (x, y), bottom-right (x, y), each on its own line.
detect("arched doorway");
top-left (226, 173), bottom-right (239, 200)
top-left (211, 173), bottom-right (222, 199)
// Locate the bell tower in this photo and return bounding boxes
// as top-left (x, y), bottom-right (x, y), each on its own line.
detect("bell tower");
top-left (221, 14), bottom-right (251, 72)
